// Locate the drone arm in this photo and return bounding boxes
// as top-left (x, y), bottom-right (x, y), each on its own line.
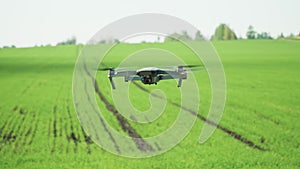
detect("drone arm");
top-left (160, 74), bottom-right (176, 80)
top-left (126, 76), bottom-right (141, 81)
top-left (108, 70), bottom-right (138, 89)
top-left (114, 71), bottom-right (136, 77)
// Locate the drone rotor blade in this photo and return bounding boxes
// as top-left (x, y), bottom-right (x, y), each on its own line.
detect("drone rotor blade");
top-left (179, 64), bottom-right (203, 68)
top-left (97, 67), bottom-right (114, 71)
top-left (185, 67), bottom-right (206, 72)
top-left (115, 67), bottom-right (136, 71)
top-left (158, 65), bottom-right (204, 71)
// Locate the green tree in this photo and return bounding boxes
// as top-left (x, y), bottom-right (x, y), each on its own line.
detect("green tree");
top-left (164, 33), bottom-right (182, 42)
top-left (246, 25), bottom-right (256, 39)
top-left (194, 30), bottom-right (205, 41)
top-left (212, 24), bottom-right (237, 40)
top-left (164, 32), bottom-right (192, 42)
top-left (278, 32), bottom-right (285, 39)
top-left (180, 31), bottom-right (192, 41)
top-left (257, 32), bottom-right (272, 39)
top-left (288, 33), bottom-right (294, 38)
top-left (57, 36), bottom-right (77, 45)
top-left (113, 39), bottom-right (120, 44)
top-left (98, 40), bottom-right (106, 44)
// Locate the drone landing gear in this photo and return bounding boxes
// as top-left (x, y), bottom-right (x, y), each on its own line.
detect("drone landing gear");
top-left (177, 78), bottom-right (182, 87)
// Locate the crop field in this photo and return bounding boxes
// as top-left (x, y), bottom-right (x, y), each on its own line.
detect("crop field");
top-left (0, 40), bottom-right (299, 168)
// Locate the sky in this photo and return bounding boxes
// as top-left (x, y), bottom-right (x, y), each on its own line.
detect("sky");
top-left (0, 0), bottom-right (299, 47)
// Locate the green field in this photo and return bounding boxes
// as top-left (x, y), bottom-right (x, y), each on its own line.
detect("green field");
top-left (0, 40), bottom-right (299, 168)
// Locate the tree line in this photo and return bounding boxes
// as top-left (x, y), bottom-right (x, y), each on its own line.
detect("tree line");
top-left (51, 28), bottom-right (300, 45)
top-left (56, 36), bottom-right (77, 45)
top-left (53, 27), bottom-right (300, 45)
top-left (1, 25), bottom-right (299, 48)
top-left (164, 24), bottom-right (299, 41)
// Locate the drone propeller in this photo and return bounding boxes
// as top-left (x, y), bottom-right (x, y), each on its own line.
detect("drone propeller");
top-left (178, 64), bottom-right (203, 68)
top-left (159, 64), bottom-right (203, 69)
top-left (97, 67), bottom-right (114, 71)
top-left (185, 67), bottom-right (206, 72)
top-left (97, 67), bottom-right (138, 72)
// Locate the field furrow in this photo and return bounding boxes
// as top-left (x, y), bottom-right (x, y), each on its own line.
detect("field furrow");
top-left (27, 112), bottom-right (39, 146)
top-left (82, 78), bottom-right (120, 153)
top-left (81, 127), bottom-right (93, 154)
top-left (83, 60), bottom-right (154, 152)
top-left (13, 108), bottom-right (30, 153)
top-left (51, 105), bottom-right (57, 153)
top-left (132, 81), bottom-right (266, 151)
top-left (0, 109), bottom-right (21, 153)
top-left (66, 106), bottom-right (80, 153)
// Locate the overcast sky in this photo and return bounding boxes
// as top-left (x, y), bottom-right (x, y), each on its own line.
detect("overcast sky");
top-left (1, 0), bottom-right (299, 47)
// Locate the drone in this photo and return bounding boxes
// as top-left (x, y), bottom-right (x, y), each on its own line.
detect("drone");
top-left (98, 65), bottom-right (204, 89)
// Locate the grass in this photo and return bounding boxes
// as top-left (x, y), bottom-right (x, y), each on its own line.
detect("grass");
top-left (0, 40), bottom-right (299, 168)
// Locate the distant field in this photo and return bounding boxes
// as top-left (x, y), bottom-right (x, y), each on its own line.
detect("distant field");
top-left (0, 40), bottom-right (299, 168)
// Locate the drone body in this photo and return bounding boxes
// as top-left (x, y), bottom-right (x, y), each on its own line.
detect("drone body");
top-left (98, 65), bottom-right (202, 89)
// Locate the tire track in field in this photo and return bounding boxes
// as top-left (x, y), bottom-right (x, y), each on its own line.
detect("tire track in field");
top-left (64, 122), bottom-right (70, 153)
top-left (28, 112), bottom-right (39, 146)
top-left (59, 118), bottom-right (63, 138)
top-left (20, 109), bottom-right (39, 154)
top-left (23, 119), bottom-right (33, 147)
top-left (3, 108), bottom-right (21, 143)
top-left (0, 106), bottom-right (20, 152)
top-left (13, 108), bottom-right (30, 152)
top-left (81, 127), bottom-right (93, 154)
top-left (132, 81), bottom-right (266, 151)
top-left (74, 46), bottom-right (96, 154)
top-left (94, 82), bottom-right (153, 152)
top-left (82, 78), bottom-right (120, 154)
top-left (0, 107), bottom-right (21, 152)
top-left (51, 105), bottom-right (57, 153)
top-left (83, 61), bottom-right (153, 152)
top-left (50, 82), bottom-right (67, 153)
top-left (0, 120), bottom-right (8, 139)
top-left (66, 106), bottom-right (80, 153)
top-left (58, 116), bottom-right (64, 154)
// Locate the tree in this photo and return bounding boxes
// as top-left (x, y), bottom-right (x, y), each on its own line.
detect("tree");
top-left (113, 39), bottom-right (120, 43)
top-left (98, 40), bottom-right (106, 44)
top-left (213, 24), bottom-right (224, 40)
top-left (164, 32), bottom-right (192, 42)
top-left (212, 24), bottom-right (237, 40)
top-left (180, 31), bottom-right (193, 41)
top-left (3, 45), bottom-right (16, 48)
top-left (278, 32), bottom-right (285, 39)
top-left (164, 33), bottom-right (182, 42)
top-left (257, 32), bottom-right (273, 39)
top-left (288, 33), bottom-right (294, 38)
top-left (246, 25), bottom-right (256, 39)
top-left (57, 36), bottom-right (77, 45)
top-left (194, 30), bottom-right (205, 41)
